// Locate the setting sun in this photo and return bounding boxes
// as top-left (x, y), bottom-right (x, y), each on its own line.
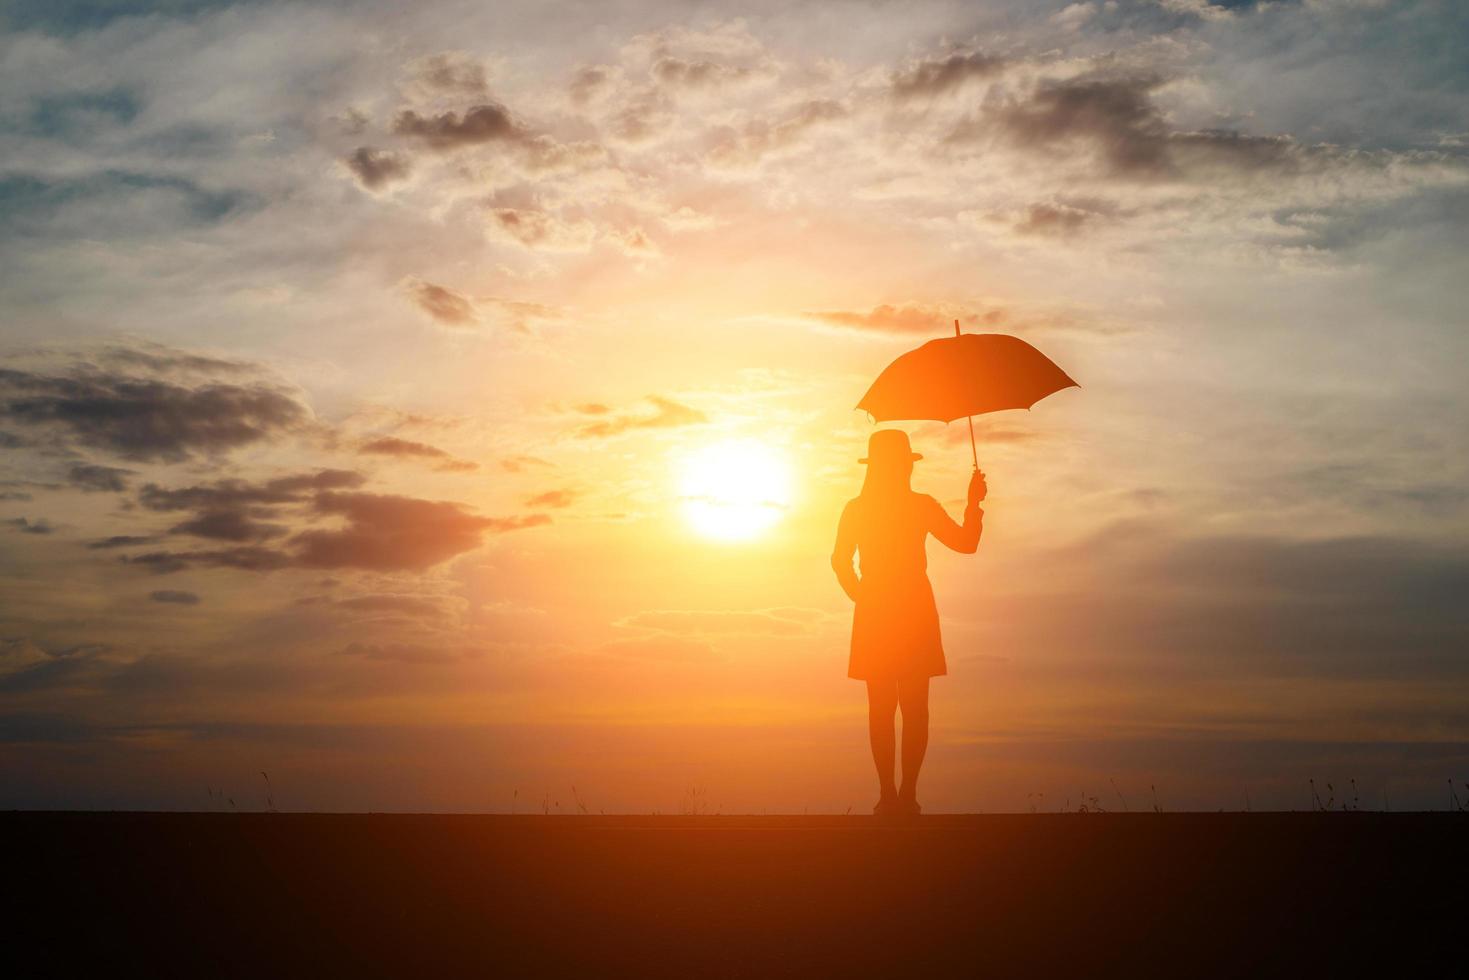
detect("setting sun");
top-left (678, 439), bottom-right (793, 541)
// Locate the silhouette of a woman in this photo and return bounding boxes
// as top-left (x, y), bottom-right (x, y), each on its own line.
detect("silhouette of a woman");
top-left (831, 429), bottom-right (985, 816)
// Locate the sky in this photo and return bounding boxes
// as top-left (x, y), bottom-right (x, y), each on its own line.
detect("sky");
top-left (2, 0), bottom-right (1467, 813)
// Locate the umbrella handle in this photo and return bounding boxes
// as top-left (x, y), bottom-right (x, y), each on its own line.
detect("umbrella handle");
top-left (955, 321), bottom-right (979, 470)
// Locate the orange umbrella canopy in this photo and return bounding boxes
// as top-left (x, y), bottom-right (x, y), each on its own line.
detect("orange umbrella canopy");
top-left (856, 332), bottom-right (1077, 424)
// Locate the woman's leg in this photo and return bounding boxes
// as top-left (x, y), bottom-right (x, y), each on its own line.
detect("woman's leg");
top-left (896, 675), bottom-right (930, 803)
top-left (866, 679), bottom-right (899, 802)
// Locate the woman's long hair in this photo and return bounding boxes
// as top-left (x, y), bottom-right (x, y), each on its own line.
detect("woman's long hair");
top-left (859, 457), bottom-right (913, 499)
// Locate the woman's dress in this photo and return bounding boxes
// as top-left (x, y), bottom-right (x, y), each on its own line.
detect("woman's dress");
top-left (831, 490), bottom-right (980, 681)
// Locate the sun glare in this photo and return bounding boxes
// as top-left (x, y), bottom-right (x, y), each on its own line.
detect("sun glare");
top-left (678, 439), bottom-right (793, 541)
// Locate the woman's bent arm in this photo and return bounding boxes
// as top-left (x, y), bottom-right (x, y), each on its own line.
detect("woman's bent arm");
top-left (831, 500), bottom-right (862, 601)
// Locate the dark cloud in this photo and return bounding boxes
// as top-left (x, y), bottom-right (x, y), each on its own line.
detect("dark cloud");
top-left (139, 470), bottom-right (362, 541)
top-left (973, 73), bottom-right (1311, 181)
top-left (138, 470), bottom-right (365, 514)
top-left (293, 492), bottom-right (548, 571)
top-left (892, 49), bottom-right (1005, 100)
top-left (359, 436), bottom-right (451, 459)
top-left (168, 509), bottom-right (287, 543)
top-left (66, 462), bottom-right (133, 493)
top-left (392, 103), bottom-right (522, 151)
top-left (113, 473), bottom-right (532, 573)
top-left (122, 546), bottom-right (293, 575)
top-left (980, 74), bottom-right (1173, 177)
top-left (5, 517), bottom-right (55, 535)
top-left (149, 590), bottom-right (200, 605)
top-left (86, 535), bottom-right (162, 550)
top-left (358, 435), bottom-right (478, 472)
top-left (576, 396), bottom-right (707, 438)
top-left (343, 146), bottom-right (411, 190)
top-left (0, 366), bottom-right (308, 462)
top-left (403, 278), bottom-right (476, 326)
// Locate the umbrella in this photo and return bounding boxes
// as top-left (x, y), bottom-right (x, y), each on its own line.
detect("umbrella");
top-left (856, 320), bottom-right (1077, 468)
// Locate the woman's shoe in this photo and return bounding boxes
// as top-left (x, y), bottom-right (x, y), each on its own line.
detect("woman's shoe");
top-left (872, 796), bottom-right (898, 818)
top-left (897, 796), bottom-right (922, 818)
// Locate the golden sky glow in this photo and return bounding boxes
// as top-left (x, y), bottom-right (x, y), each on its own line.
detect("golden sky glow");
top-left (1, 0), bottom-right (1467, 812)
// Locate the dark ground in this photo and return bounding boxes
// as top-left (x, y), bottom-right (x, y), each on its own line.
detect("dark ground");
top-left (7, 812), bottom-right (1464, 977)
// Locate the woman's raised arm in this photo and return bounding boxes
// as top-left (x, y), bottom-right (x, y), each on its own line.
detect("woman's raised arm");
top-left (928, 470), bottom-right (986, 554)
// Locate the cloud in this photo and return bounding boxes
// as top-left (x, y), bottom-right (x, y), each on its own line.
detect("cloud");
top-left (402, 278), bottom-right (477, 326)
top-left (891, 48), bottom-right (1006, 100)
top-left (0, 365), bottom-right (308, 462)
top-left (66, 463), bottom-right (133, 493)
top-left (93, 344), bottom-right (257, 379)
top-left (971, 72), bottom-right (1319, 183)
top-left (1014, 200), bottom-right (1115, 236)
top-left (524, 488), bottom-right (578, 509)
top-left (359, 436), bottom-right (450, 458)
top-left (5, 517), bottom-right (55, 535)
top-left (358, 435), bottom-right (479, 472)
top-left (168, 509), bottom-right (287, 543)
top-left (575, 396), bottom-right (707, 438)
top-left (977, 73), bottom-right (1174, 177)
top-left (149, 590), bottom-right (200, 605)
top-left (0, 171), bottom-right (254, 240)
top-left (617, 607), bottom-right (829, 637)
top-left (343, 146), bottom-right (412, 191)
top-left (333, 594), bottom-right (445, 618)
top-left (121, 546), bottom-right (294, 575)
top-left (650, 56), bottom-right (772, 92)
top-left (500, 455), bottom-right (552, 473)
top-left (138, 470), bottom-right (365, 543)
top-left (981, 525), bottom-right (1469, 681)
top-left (407, 52), bottom-right (490, 97)
top-left (138, 470), bottom-right (366, 514)
top-left (569, 66), bottom-right (613, 105)
top-left (803, 303), bottom-right (995, 334)
top-left (487, 207), bottom-right (596, 252)
top-left (336, 641), bottom-right (461, 664)
top-left (292, 491), bottom-right (549, 571)
top-left (392, 103), bottom-right (523, 151)
top-left (605, 92), bottom-right (675, 144)
top-left (706, 99), bottom-right (848, 168)
top-left (86, 535), bottom-right (162, 550)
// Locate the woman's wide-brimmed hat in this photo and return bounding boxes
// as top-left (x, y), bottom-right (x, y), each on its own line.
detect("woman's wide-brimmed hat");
top-left (859, 429), bottom-right (922, 465)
